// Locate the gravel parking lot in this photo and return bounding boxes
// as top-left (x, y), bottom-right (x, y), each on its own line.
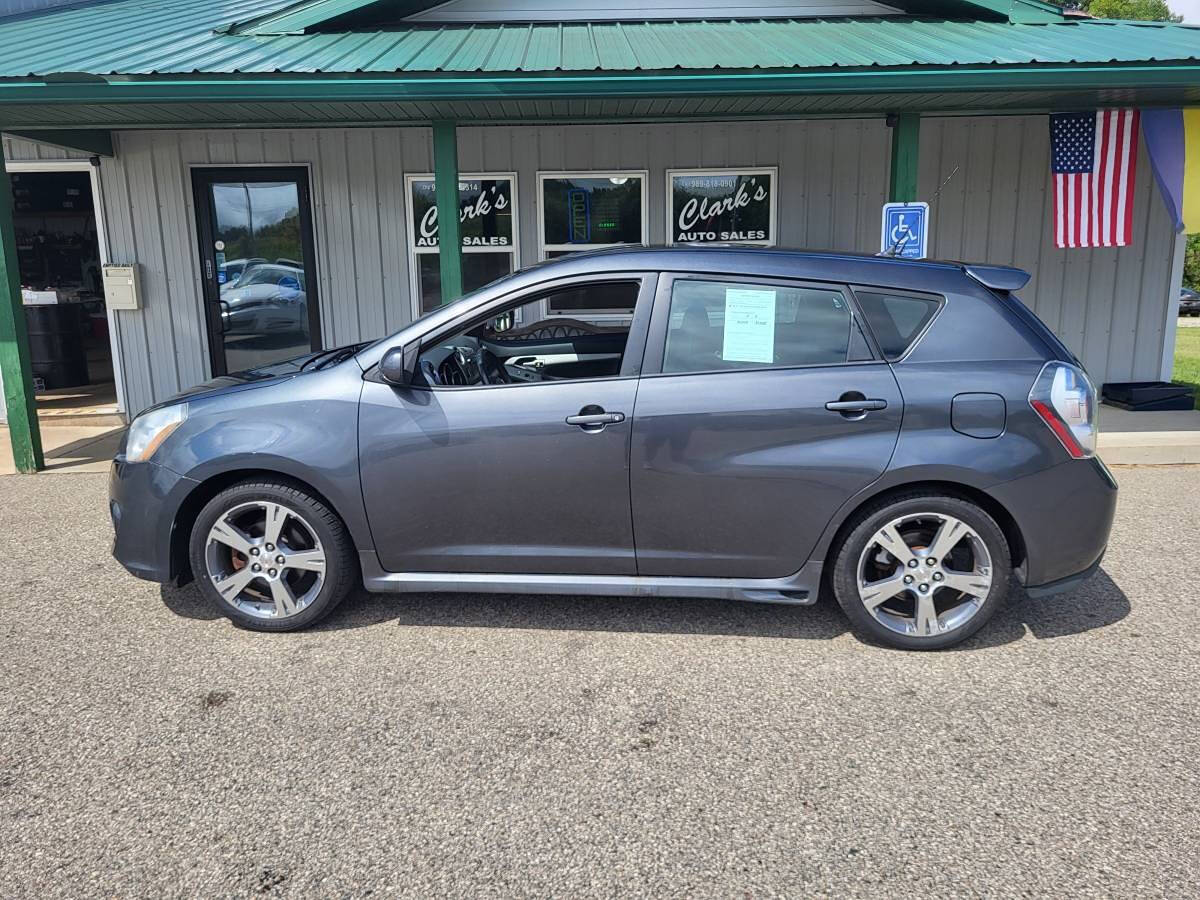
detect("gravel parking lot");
top-left (1, 466), bottom-right (1198, 897)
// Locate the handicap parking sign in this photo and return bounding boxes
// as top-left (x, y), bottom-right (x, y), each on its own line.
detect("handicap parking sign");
top-left (880, 202), bottom-right (929, 259)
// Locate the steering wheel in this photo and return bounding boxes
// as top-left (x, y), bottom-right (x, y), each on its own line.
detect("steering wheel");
top-left (419, 358), bottom-right (442, 386)
top-left (439, 347), bottom-right (472, 386)
top-left (473, 346), bottom-right (512, 385)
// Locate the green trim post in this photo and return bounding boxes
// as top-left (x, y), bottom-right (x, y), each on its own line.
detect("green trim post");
top-left (432, 120), bottom-right (462, 305)
top-left (0, 154), bottom-right (44, 472)
top-left (888, 112), bottom-right (920, 203)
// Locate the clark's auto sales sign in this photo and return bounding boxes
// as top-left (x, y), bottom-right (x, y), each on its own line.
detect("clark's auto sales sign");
top-left (410, 177), bottom-right (513, 248)
top-left (670, 169), bottom-right (776, 245)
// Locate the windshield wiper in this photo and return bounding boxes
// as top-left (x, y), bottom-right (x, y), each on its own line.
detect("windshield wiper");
top-left (300, 343), bottom-right (365, 372)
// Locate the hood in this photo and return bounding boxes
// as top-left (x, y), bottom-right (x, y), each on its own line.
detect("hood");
top-left (154, 346), bottom-right (355, 410)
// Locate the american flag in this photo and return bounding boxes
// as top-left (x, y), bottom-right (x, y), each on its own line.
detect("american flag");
top-left (1050, 110), bottom-right (1139, 249)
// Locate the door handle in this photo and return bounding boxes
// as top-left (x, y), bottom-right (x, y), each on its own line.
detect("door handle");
top-left (825, 399), bottom-right (888, 412)
top-left (566, 412), bottom-right (625, 427)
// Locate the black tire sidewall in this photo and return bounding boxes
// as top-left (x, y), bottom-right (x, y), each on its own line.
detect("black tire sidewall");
top-left (188, 480), bottom-right (356, 632)
top-left (831, 493), bottom-right (1012, 651)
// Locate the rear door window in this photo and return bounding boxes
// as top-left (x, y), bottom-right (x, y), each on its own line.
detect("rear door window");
top-left (662, 278), bottom-right (867, 374)
top-left (854, 291), bottom-right (941, 360)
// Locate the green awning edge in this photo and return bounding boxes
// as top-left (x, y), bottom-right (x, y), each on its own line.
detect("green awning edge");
top-left (2, 61), bottom-right (1200, 108)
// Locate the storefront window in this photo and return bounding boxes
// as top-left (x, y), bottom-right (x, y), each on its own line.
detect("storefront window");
top-left (407, 174), bottom-right (517, 316)
top-left (538, 172), bottom-right (646, 314)
top-left (667, 168), bottom-right (777, 247)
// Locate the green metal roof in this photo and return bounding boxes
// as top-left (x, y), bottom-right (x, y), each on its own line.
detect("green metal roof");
top-left (0, 0), bottom-right (1199, 79)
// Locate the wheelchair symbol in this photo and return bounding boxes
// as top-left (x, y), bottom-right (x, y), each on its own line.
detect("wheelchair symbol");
top-left (890, 215), bottom-right (916, 249)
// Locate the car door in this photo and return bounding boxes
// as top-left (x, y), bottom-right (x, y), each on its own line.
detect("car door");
top-left (630, 272), bottom-right (903, 579)
top-left (359, 274), bottom-right (656, 575)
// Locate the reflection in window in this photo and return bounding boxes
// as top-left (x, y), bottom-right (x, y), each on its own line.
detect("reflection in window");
top-left (206, 177), bottom-right (313, 374)
top-left (212, 182), bottom-right (302, 284)
top-left (417, 253), bottom-right (514, 316)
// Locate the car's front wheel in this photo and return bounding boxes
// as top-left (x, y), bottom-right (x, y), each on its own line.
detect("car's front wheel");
top-left (831, 493), bottom-right (1012, 650)
top-left (189, 479), bottom-right (358, 631)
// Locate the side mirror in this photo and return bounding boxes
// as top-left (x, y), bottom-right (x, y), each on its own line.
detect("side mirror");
top-left (379, 346), bottom-right (411, 386)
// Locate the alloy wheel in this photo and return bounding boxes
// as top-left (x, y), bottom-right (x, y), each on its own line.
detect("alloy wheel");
top-left (204, 500), bottom-right (327, 620)
top-left (856, 512), bottom-right (993, 638)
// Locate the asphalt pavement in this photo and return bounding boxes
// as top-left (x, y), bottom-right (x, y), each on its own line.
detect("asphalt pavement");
top-left (1, 466), bottom-right (1198, 897)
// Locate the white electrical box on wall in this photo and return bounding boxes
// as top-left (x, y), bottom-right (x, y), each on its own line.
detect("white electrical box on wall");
top-left (103, 264), bottom-right (141, 311)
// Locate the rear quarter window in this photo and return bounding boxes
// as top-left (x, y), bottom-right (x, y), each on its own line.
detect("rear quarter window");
top-left (854, 291), bottom-right (941, 360)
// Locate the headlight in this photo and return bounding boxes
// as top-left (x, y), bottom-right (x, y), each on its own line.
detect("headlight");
top-left (125, 403), bottom-right (187, 463)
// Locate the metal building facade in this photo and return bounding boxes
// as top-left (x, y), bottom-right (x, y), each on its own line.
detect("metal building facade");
top-left (2, 115), bottom-right (1182, 419)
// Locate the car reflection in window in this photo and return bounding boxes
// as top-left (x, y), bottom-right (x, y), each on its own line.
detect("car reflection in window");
top-left (219, 263), bottom-right (309, 339)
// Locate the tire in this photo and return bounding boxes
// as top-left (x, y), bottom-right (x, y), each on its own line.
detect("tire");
top-left (831, 492), bottom-right (1012, 650)
top-left (189, 479), bottom-right (358, 632)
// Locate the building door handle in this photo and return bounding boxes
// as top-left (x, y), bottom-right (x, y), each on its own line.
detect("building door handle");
top-left (566, 407), bottom-right (625, 432)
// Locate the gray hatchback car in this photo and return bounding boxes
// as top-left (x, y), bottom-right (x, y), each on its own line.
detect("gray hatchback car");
top-left (110, 247), bottom-right (1116, 649)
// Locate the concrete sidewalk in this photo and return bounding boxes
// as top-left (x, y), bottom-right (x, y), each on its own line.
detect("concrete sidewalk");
top-left (0, 424), bottom-right (124, 475)
top-left (1097, 404), bottom-right (1200, 465)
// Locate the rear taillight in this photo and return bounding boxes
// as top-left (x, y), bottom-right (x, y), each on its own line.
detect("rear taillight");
top-left (1028, 361), bottom-right (1097, 459)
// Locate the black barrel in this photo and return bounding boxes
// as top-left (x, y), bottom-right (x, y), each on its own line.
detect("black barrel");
top-left (25, 303), bottom-right (89, 389)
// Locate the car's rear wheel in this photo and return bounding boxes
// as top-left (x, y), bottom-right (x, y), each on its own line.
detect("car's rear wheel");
top-left (189, 479), bottom-right (357, 631)
top-left (831, 493), bottom-right (1011, 650)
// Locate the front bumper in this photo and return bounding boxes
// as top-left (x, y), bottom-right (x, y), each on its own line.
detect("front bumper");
top-left (1024, 554), bottom-right (1104, 599)
top-left (987, 455), bottom-right (1118, 591)
top-left (109, 457), bottom-right (198, 583)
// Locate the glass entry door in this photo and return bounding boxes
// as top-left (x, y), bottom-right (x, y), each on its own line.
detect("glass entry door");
top-left (192, 168), bottom-right (321, 375)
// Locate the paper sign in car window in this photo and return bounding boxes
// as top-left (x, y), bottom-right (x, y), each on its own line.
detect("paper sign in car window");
top-left (722, 288), bottom-right (776, 364)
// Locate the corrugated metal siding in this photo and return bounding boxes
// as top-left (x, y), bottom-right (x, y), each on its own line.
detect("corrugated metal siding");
top-left (457, 119), bottom-right (890, 267)
top-left (918, 114), bottom-right (1178, 386)
top-left (4, 117), bottom-right (1171, 418)
top-left (1, 134), bottom-right (91, 160)
top-left (95, 120), bottom-right (888, 414)
top-left (96, 128), bottom-right (431, 415)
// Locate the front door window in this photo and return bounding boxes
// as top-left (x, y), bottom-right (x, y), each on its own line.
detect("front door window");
top-left (193, 168), bottom-right (321, 375)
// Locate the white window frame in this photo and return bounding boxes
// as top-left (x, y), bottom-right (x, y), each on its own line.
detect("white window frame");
top-left (536, 170), bottom-right (648, 320)
top-left (665, 167), bottom-right (778, 248)
top-left (404, 171), bottom-right (519, 321)
top-left (5, 159), bottom-right (127, 417)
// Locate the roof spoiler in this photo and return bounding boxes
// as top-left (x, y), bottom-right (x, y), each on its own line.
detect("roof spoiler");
top-left (964, 264), bottom-right (1031, 293)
